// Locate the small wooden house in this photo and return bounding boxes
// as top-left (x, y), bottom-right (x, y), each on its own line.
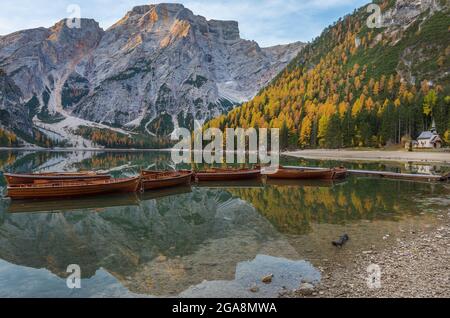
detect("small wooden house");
top-left (415, 124), bottom-right (442, 149)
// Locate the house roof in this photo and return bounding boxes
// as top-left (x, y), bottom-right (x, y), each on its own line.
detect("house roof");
top-left (417, 131), bottom-right (442, 142)
top-left (418, 131), bottom-right (434, 140)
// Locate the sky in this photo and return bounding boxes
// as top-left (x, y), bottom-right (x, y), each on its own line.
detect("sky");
top-left (0, 0), bottom-right (370, 47)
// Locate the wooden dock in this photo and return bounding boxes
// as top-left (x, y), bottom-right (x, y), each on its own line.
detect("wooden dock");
top-left (283, 166), bottom-right (450, 183)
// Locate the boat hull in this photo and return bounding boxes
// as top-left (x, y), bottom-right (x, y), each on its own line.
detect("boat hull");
top-left (141, 171), bottom-right (193, 191)
top-left (267, 167), bottom-right (348, 180)
top-left (3, 172), bottom-right (111, 185)
top-left (6, 177), bottom-right (140, 200)
top-left (195, 169), bottom-right (261, 182)
top-left (267, 168), bottom-right (334, 180)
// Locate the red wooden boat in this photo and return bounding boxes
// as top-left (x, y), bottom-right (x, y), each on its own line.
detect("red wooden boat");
top-left (140, 170), bottom-right (193, 191)
top-left (195, 168), bottom-right (261, 182)
top-left (6, 177), bottom-right (141, 200)
top-left (3, 172), bottom-right (111, 185)
top-left (267, 166), bottom-right (347, 180)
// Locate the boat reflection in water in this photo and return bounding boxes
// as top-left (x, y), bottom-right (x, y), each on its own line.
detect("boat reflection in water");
top-left (7, 194), bottom-right (140, 214)
top-left (195, 179), bottom-right (265, 189)
top-left (264, 178), bottom-right (347, 188)
top-left (139, 186), bottom-right (193, 201)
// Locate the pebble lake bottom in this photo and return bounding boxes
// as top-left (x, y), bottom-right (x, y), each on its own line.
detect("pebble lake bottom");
top-left (0, 150), bottom-right (448, 298)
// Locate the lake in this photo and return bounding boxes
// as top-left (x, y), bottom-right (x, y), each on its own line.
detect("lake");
top-left (0, 150), bottom-right (449, 298)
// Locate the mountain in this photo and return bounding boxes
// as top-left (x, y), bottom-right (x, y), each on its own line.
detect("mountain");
top-left (207, 0), bottom-right (450, 149)
top-left (0, 3), bottom-right (304, 147)
top-left (0, 69), bottom-right (33, 137)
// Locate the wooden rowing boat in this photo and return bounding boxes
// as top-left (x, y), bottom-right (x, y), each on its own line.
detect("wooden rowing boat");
top-left (267, 167), bottom-right (333, 180)
top-left (6, 177), bottom-right (140, 200)
top-left (267, 166), bottom-right (348, 180)
top-left (140, 170), bottom-right (193, 191)
top-left (195, 168), bottom-right (261, 182)
top-left (3, 172), bottom-right (111, 185)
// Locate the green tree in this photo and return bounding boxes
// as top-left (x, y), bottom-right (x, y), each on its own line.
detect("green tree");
top-left (317, 115), bottom-right (330, 148)
top-left (280, 121), bottom-right (289, 150)
top-left (325, 114), bottom-right (343, 148)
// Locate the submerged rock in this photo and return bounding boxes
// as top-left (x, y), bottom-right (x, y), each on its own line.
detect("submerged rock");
top-left (262, 274), bottom-right (274, 284)
top-left (249, 285), bottom-right (260, 293)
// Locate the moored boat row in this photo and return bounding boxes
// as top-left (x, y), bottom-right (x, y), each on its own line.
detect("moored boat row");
top-left (2, 166), bottom-right (347, 200)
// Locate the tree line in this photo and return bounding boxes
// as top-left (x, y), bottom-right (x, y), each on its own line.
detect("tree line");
top-left (206, 0), bottom-right (450, 149)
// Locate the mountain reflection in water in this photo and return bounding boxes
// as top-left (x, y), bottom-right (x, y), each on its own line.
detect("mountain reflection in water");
top-left (0, 187), bottom-right (314, 297)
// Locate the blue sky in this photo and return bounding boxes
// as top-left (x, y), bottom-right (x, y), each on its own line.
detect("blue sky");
top-left (0, 0), bottom-right (370, 47)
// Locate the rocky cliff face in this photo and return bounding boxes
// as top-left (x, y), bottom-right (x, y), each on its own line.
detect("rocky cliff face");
top-left (0, 19), bottom-right (104, 113)
top-left (0, 3), bottom-right (304, 141)
top-left (0, 69), bottom-right (33, 136)
top-left (72, 4), bottom-right (303, 132)
top-left (382, 0), bottom-right (443, 28)
top-left (378, 0), bottom-right (449, 85)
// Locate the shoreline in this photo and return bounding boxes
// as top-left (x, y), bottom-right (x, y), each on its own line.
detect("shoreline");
top-left (1, 147), bottom-right (450, 165)
top-left (0, 147), bottom-right (174, 153)
top-left (289, 209), bottom-right (450, 298)
top-left (285, 149), bottom-right (450, 165)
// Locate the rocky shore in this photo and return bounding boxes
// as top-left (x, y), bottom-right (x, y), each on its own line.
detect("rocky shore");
top-left (286, 210), bottom-right (450, 298)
